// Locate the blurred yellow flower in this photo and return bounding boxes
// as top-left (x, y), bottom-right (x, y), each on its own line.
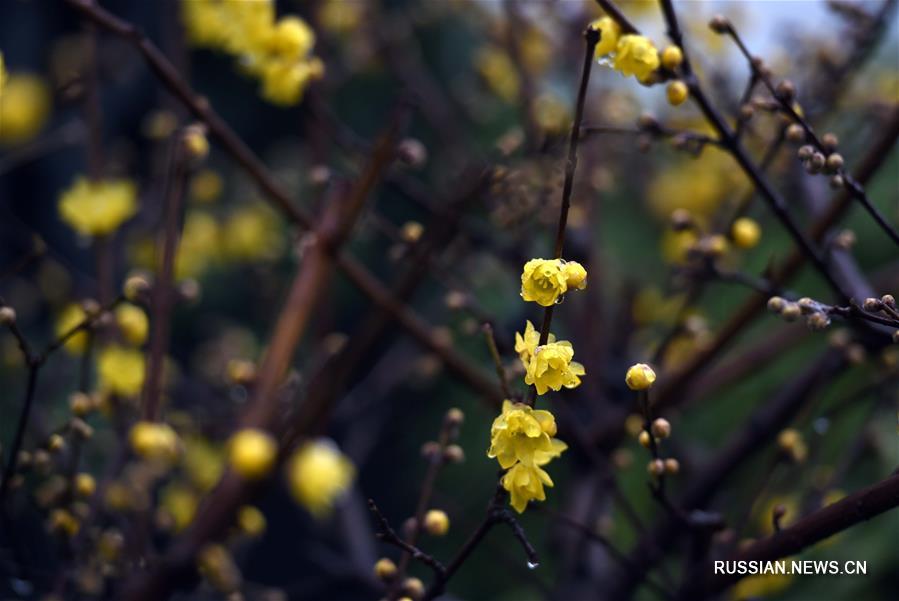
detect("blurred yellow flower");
top-left (176, 211), bottom-right (220, 279)
top-left (58, 177), bottom-right (138, 237)
top-left (160, 483), bottom-right (198, 532)
top-left (317, 0), bottom-right (363, 34)
top-left (222, 204), bottom-right (284, 261)
top-left (115, 304), bottom-right (148, 347)
top-left (182, 435), bottom-right (225, 491)
top-left (189, 169), bottom-right (223, 203)
top-left (614, 35), bottom-right (660, 80)
top-left (0, 73), bottom-right (51, 145)
top-left (525, 340), bottom-right (585, 395)
top-left (98, 345), bottom-right (145, 397)
top-left (287, 438), bottom-right (355, 517)
top-left (237, 505), bottom-right (266, 537)
top-left (475, 46), bottom-right (519, 103)
top-left (129, 420), bottom-right (180, 462)
top-left (228, 428), bottom-right (277, 480)
top-left (56, 303), bottom-right (89, 355)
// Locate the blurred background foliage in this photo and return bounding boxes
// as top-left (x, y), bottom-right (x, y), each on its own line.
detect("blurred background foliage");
top-left (0, 0), bottom-right (897, 600)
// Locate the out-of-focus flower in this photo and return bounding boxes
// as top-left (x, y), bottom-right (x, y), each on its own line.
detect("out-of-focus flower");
top-left (614, 35), bottom-right (660, 80)
top-left (317, 0), bottom-right (363, 34)
top-left (525, 341), bottom-right (585, 395)
top-left (189, 169), bottom-right (223, 203)
top-left (58, 177), bottom-right (138, 237)
top-left (287, 438), bottom-right (355, 517)
top-left (129, 421), bottom-right (180, 462)
top-left (0, 73), bottom-right (51, 145)
top-left (475, 46), bottom-right (519, 103)
top-left (56, 303), bottom-right (89, 355)
top-left (222, 204), bottom-right (284, 261)
top-left (182, 436), bottom-right (224, 491)
top-left (98, 345), bottom-right (145, 397)
top-left (115, 304), bottom-right (148, 346)
top-left (160, 483), bottom-right (198, 531)
top-left (176, 211), bottom-right (221, 278)
top-left (228, 428), bottom-right (277, 480)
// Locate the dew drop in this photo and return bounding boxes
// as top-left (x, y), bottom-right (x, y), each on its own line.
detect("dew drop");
top-left (527, 561), bottom-right (540, 570)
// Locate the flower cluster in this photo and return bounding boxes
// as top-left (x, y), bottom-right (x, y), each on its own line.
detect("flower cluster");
top-left (58, 176), bottom-right (138, 238)
top-left (488, 401), bottom-right (567, 513)
top-left (181, 0), bottom-right (323, 106)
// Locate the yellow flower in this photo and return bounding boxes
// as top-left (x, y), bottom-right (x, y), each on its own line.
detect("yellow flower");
top-left (115, 304), bottom-right (148, 346)
top-left (129, 420), bottom-right (180, 462)
top-left (525, 341), bottom-right (585, 395)
top-left (259, 56), bottom-right (324, 106)
top-left (160, 483), bottom-right (198, 531)
top-left (228, 428), bottom-right (277, 480)
top-left (520, 258), bottom-right (568, 306)
top-left (590, 17), bottom-right (621, 57)
top-left (487, 400), bottom-right (567, 469)
top-left (182, 435), bottom-right (224, 491)
top-left (287, 438), bottom-right (355, 517)
top-left (502, 462), bottom-right (554, 513)
top-left (731, 217), bottom-right (761, 249)
top-left (514, 320), bottom-right (555, 370)
top-left (265, 16), bottom-right (315, 60)
top-left (613, 35), bottom-right (660, 80)
top-left (0, 73), bottom-right (50, 145)
top-left (564, 261), bottom-right (587, 290)
top-left (222, 204), bottom-right (285, 261)
top-left (58, 177), bottom-right (138, 237)
top-left (625, 363), bottom-right (656, 390)
top-left (56, 303), bottom-right (89, 355)
top-left (98, 346), bottom-right (145, 397)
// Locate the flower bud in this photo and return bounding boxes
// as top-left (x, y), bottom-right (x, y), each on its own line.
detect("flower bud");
top-left (647, 459), bottom-right (665, 476)
top-left (797, 145), bottom-right (814, 161)
top-left (775, 80), bottom-right (795, 102)
top-left (767, 296), bottom-right (786, 313)
top-left (75, 473), bottom-right (96, 497)
top-left (664, 458), bottom-right (680, 474)
top-left (661, 46), bottom-right (683, 70)
top-left (731, 217), bottom-right (761, 249)
top-left (625, 363), bottom-right (656, 391)
top-left (785, 124), bottom-right (805, 143)
top-left (403, 576), bottom-right (425, 600)
top-left (638, 430), bottom-right (652, 448)
top-left (227, 428), bottom-right (277, 480)
top-left (666, 80), bottom-right (689, 106)
top-left (797, 297), bottom-right (816, 314)
top-left (829, 175), bottom-right (844, 189)
top-left (825, 153), bottom-right (844, 173)
top-left (881, 294), bottom-right (896, 308)
top-left (863, 297), bottom-right (883, 312)
top-left (123, 275), bottom-right (150, 302)
top-left (781, 303), bottom-right (801, 322)
top-left (183, 124), bottom-right (209, 161)
top-left (445, 407), bottom-right (464, 427)
top-left (651, 418), bottom-right (671, 439)
top-left (374, 557), bottom-right (397, 581)
top-left (807, 313), bottom-right (831, 330)
top-left (423, 509), bottom-right (450, 536)
top-left (0, 306), bottom-right (16, 325)
top-left (821, 132), bottom-right (839, 151)
top-left (709, 15), bottom-right (731, 33)
top-left (444, 444), bottom-right (465, 463)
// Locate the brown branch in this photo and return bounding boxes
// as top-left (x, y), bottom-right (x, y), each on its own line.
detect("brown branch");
top-left (369, 499), bottom-right (447, 578)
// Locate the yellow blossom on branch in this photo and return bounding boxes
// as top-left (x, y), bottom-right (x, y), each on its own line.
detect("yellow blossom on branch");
top-left (502, 462), bottom-right (554, 514)
top-left (613, 35), bottom-right (660, 81)
top-left (514, 320), bottom-right (555, 370)
top-left (525, 341), bottom-right (585, 395)
top-left (487, 400), bottom-right (567, 469)
top-left (56, 303), bottom-right (89, 355)
top-left (590, 17), bottom-right (621, 58)
top-left (58, 177), bottom-right (138, 237)
top-left (521, 258), bottom-right (586, 306)
top-left (0, 73), bottom-right (51, 145)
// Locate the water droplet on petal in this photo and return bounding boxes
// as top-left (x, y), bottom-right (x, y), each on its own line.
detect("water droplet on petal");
top-left (527, 561), bottom-right (540, 570)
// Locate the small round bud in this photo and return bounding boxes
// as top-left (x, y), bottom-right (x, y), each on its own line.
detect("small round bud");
top-left (797, 145), bottom-right (814, 161)
top-left (661, 45), bottom-right (683, 70)
top-left (785, 124), bottom-right (805, 143)
top-left (647, 459), bottom-right (665, 476)
top-left (69, 392), bottom-right (92, 416)
top-left (226, 359), bottom-right (256, 385)
top-left (709, 15), bottom-right (731, 33)
top-left (420, 441), bottom-right (440, 459)
top-left (821, 132), bottom-right (839, 151)
top-left (129, 421), bottom-right (179, 462)
top-left (625, 363), bottom-right (656, 391)
top-left (398, 138), bottom-right (428, 169)
top-left (666, 80), bottom-right (689, 106)
top-left (403, 576), bottom-right (425, 600)
top-left (775, 80), bottom-right (795, 102)
top-left (651, 418), bottom-right (671, 439)
top-left (807, 313), bottom-right (831, 330)
top-left (892, 330), bottom-right (899, 344)
top-left (374, 557), bottom-right (397, 581)
top-left (0, 306), bottom-right (16, 325)
top-left (75, 473), bottom-right (96, 497)
top-left (767, 296), bottom-right (786, 313)
top-left (638, 430), bottom-right (652, 448)
top-left (781, 303), bottom-right (801, 322)
top-left (829, 175), bottom-right (845, 189)
top-left (182, 124), bottom-right (209, 161)
top-left (863, 297), bottom-right (883, 312)
top-left (445, 407), bottom-right (464, 426)
top-left (808, 152), bottom-right (826, 173)
top-left (739, 104), bottom-right (754, 121)
top-left (123, 275), bottom-right (150, 302)
top-left (177, 278), bottom-right (201, 303)
top-left (664, 458), bottom-right (680, 474)
top-left (400, 221), bottom-right (424, 244)
top-left (237, 505), bottom-right (266, 537)
top-left (423, 509), bottom-right (450, 536)
top-left (825, 153), bottom-right (844, 173)
top-left (797, 297), bottom-right (817, 315)
top-left (881, 294), bottom-right (895, 308)
top-left (48, 433), bottom-right (65, 453)
top-left (701, 234), bottom-right (729, 257)
top-left (731, 217), bottom-right (761, 249)
top-left (444, 444), bottom-right (465, 463)
top-left (70, 418), bottom-right (94, 440)
top-left (227, 428), bottom-right (277, 480)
